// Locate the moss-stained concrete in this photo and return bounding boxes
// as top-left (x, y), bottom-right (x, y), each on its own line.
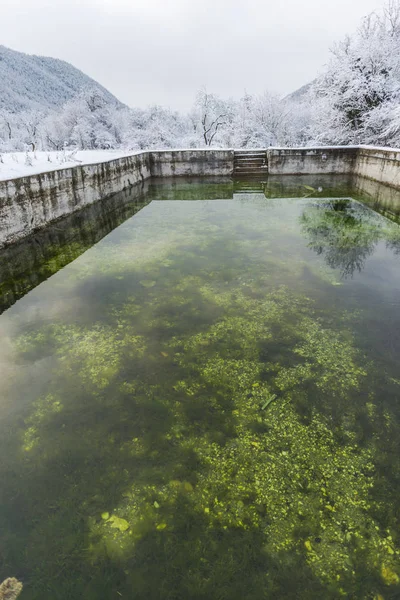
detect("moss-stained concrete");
top-left (2, 146), bottom-right (400, 248)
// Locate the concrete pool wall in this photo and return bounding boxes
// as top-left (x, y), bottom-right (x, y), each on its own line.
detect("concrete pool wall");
top-left (0, 146), bottom-right (400, 248)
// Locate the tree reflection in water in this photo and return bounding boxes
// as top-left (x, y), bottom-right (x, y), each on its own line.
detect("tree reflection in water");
top-left (300, 198), bottom-right (400, 277)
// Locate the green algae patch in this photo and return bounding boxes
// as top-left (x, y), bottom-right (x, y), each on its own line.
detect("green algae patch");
top-left (22, 394), bottom-right (64, 452)
top-left (381, 564), bottom-right (400, 585)
top-left (108, 516), bottom-right (130, 532)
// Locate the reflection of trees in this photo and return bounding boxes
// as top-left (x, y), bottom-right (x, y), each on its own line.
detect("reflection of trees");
top-left (0, 183), bottom-right (151, 315)
top-left (300, 199), bottom-right (385, 278)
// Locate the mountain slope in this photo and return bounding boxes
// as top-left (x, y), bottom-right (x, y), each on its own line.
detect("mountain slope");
top-left (0, 45), bottom-right (124, 113)
top-left (285, 82), bottom-right (314, 102)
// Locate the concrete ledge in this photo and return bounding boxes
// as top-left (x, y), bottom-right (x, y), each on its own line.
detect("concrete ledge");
top-left (0, 150), bottom-right (234, 247)
top-left (150, 149), bottom-right (234, 177)
top-left (267, 147), bottom-right (358, 175)
top-left (0, 153), bottom-right (151, 248)
top-left (355, 147), bottom-right (400, 188)
top-left (1, 146), bottom-right (400, 248)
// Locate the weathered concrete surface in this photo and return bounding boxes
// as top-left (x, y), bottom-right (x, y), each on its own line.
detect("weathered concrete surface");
top-left (267, 147), bottom-right (359, 175)
top-left (0, 153), bottom-right (151, 247)
top-left (0, 150), bottom-right (233, 248)
top-left (355, 147), bottom-right (400, 190)
top-left (2, 146), bottom-right (400, 249)
top-left (150, 150), bottom-right (234, 178)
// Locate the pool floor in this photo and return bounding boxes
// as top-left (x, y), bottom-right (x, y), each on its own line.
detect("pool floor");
top-left (0, 177), bottom-right (400, 599)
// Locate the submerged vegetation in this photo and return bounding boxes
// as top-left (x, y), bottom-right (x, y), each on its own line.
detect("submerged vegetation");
top-left (0, 579), bottom-right (23, 600)
top-left (0, 181), bottom-right (400, 598)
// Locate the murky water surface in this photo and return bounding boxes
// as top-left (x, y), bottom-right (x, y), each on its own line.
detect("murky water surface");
top-left (1, 176), bottom-right (400, 599)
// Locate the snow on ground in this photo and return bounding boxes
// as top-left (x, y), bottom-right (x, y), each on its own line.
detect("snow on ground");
top-left (0, 150), bottom-right (139, 182)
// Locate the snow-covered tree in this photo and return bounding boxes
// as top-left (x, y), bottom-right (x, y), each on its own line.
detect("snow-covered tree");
top-left (230, 92), bottom-right (308, 148)
top-left (192, 89), bottom-right (234, 147)
top-left (309, 0), bottom-right (400, 145)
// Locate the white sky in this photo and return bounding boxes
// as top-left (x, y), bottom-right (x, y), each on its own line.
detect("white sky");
top-left (2, 0), bottom-right (386, 110)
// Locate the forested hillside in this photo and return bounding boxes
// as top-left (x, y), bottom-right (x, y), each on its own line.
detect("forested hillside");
top-left (0, 45), bottom-right (123, 114)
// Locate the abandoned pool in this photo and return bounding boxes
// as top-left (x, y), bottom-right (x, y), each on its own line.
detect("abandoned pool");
top-left (0, 174), bottom-right (400, 599)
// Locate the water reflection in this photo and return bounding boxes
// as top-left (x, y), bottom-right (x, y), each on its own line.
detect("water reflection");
top-left (0, 181), bottom-right (150, 314)
top-left (2, 176), bottom-right (400, 314)
top-left (300, 198), bottom-right (400, 278)
top-left (300, 199), bottom-right (379, 278)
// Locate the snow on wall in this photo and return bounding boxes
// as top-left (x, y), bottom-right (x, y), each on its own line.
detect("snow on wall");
top-left (0, 153), bottom-right (151, 247)
top-left (1, 146), bottom-right (400, 249)
top-left (0, 150), bottom-right (234, 247)
top-left (0, 150), bottom-right (140, 183)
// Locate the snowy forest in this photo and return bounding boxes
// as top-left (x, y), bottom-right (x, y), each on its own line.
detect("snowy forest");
top-left (2, 0), bottom-right (400, 152)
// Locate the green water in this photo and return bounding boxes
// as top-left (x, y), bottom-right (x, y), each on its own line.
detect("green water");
top-left (1, 177), bottom-right (400, 599)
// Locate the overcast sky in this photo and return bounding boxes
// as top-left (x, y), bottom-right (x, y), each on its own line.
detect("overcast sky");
top-left (2, 0), bottom-right (386, 110)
